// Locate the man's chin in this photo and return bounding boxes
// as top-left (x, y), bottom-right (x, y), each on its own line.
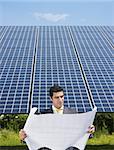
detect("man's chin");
top-left (58, 105), bottom-right (63, 109)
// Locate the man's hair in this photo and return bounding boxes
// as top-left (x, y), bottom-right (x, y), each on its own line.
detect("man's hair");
top-left (49, 84), bottom-right (64, 98)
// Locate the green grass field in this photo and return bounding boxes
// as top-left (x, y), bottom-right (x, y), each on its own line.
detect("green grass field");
top-left (0, 129), bottom-right (22, 146)
top-left (87, 131), bottom-right (114, 145)
top-left (0, 129), bottom-right (114, 150)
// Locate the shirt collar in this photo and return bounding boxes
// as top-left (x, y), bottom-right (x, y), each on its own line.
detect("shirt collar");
top-left (52, 105), bottom-right (64, 114)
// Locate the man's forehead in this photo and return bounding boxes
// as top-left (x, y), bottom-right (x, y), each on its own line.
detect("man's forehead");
top-left (53, 91), bottom-right (64, 97)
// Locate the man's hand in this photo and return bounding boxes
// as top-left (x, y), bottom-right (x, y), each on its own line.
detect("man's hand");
top-left (19, 129), bottom-right (27, 141)
top-left (88, 125), bottom-right (95, 134)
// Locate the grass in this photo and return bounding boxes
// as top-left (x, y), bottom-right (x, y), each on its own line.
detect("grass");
top-left (0, 129), bottom-right (24, 146)
top-left (87, 131), bottom-right (114, 145)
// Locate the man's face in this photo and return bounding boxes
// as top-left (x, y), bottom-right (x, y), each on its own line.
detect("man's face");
top-left (51, 91), bottom-right (64, 109)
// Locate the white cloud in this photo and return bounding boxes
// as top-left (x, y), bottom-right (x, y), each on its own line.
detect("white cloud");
top-left (33, 12), bottom-right (69, 22)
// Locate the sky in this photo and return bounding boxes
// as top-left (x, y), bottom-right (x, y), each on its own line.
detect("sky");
top-left (0, 0), bottom-right (114, 26)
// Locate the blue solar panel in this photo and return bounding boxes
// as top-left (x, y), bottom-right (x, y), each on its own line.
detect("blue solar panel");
top-left (32, 26), bottom-right (93, 113)
top-left (0, 26), bottom-right (114, 114)
top-left (0, 26), bottom-right (7, 40)
top-left (0, 26), bottom-right (36, 113)
top-left (69, 26), bottom-right (114, 112)
top-left (97, 26), bottom-right (114, 46)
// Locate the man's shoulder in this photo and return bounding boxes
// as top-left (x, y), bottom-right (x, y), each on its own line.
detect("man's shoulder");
top-left (40, 108), bottom-right (53, 114)
top-left (34, 107), bottom-right (53, 114)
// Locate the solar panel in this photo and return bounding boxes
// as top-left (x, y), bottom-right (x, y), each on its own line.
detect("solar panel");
top-left (97, 26), bottom-right (114, 47)
top-left (32, 26), bottom-right (93, 113)
top-left (0, 26), bottom-right (36, 113)
top-left (0, 26), bottom-right (7, 40)
top-left (0, 26), bottom-right (114, 114)
top-left (69, 26), bottom-right (114, 112)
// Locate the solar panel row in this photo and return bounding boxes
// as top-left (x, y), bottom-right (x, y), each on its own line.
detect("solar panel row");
top-left (0, 26), bottom-right (114, 114)
top-left (0, 26), bottom-right (36, 113)
top-left (69, 26), bottom-right (114, 112)
top-left (32, 26), bottom-right (93, 112)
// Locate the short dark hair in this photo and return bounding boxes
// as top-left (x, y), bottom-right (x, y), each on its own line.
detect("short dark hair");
top-left (49, 84), bottom-right (64, 98)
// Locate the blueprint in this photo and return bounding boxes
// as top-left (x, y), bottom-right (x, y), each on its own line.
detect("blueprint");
top-left (24, 107), bottom-right (97, 150)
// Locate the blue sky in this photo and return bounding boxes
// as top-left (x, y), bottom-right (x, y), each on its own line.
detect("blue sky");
top-left (0, 0), bottom-right (114, 26)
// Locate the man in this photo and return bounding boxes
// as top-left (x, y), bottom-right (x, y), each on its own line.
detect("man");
top-left (19, 84), bottom-right (95, 150)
